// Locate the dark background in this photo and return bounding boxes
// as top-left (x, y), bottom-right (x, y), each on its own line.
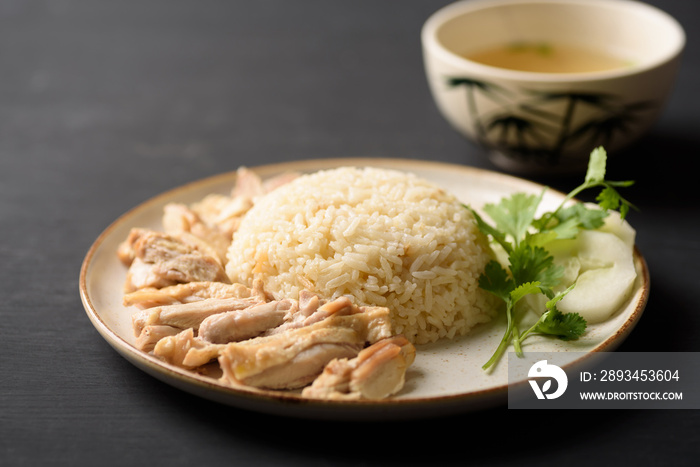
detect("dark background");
top-left (2, 0), bottom-right (698, 465)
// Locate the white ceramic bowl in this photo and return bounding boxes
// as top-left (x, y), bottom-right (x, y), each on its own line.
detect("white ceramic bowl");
top-left (422, 0), bottom-right (685, 174)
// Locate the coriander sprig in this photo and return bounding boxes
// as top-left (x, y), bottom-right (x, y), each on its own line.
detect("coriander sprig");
top-left (540, 146), bottom-right (636, 227)
top-left (470, 147), bottom-right (635, 371)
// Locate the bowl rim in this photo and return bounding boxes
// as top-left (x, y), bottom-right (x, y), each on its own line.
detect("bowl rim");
top-left (421, 0), bottom-right (686, 83)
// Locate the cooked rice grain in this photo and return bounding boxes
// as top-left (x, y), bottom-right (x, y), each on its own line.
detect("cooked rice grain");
top-left (225, 167), bottom-right (497, 344)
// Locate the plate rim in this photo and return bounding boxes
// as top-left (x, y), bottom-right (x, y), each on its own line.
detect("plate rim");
top-left (79, 157), bottom-right (650, 418)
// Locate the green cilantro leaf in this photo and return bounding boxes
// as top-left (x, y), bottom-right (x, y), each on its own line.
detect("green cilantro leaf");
top-left (529, 307), bottom-right (587, 341)
top-left (482, 191), bottom-right (543, 246)
top-left (466, 205), bottom-right (512, 253)
top-left (517, 284), bottom-right (586, 343)
top-left (585, 146), bottom-right (608, 184)
top-left (523, 230), bottom-right (559, 248)
top-left (479, 260), bottom-right (514, 303)
top-left (597, 185), bottom-right (622, 211)
top-left (556, 203), bottom-right (608, 231)
top-left (510, 281), bottom-right (543, 303)
top-left (508, 244), bottom-right (563, 297)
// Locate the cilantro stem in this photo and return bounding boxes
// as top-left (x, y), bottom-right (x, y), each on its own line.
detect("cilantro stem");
top-left (512, 323), bottom-right (523, 357)
top-left (482, 327), bottom-right (512, 371)
top-left (482, 301), bottom-right (515, 371)
top-left (549, 181), bottom-right (590, 220)
top-left (518, 321), bottom-right (538, 343)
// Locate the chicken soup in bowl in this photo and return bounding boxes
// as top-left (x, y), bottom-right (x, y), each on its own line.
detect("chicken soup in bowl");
top-left (422, 0), bottom-right (685, 174)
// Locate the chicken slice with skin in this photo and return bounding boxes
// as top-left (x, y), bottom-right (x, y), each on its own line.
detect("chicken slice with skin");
top-left (217, 305), bottom-right (393, 390)
top-left (219, 327), bottom-right (364, 390)
top-left (153, 328), bottom-right (225, 369)
top-left (134, 325), bottom-right (181, 352)
top-left (131, 296), bottom-right (263, 336)
top-left (198, 299), bottom-right (297, 344)
top-left (123, 281), bottom-right (266, 309)
top-left (302, 336), bottom-right (416, 400)
top-left (263, 293), bottom-right (353, 335)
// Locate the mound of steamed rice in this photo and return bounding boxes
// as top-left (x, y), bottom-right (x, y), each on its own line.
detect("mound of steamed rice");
top-left (225, 167), bottom-right (497, 344)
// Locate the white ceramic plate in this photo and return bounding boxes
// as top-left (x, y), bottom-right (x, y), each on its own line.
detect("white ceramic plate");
top-left (79, 158), bottom-right (649, 420)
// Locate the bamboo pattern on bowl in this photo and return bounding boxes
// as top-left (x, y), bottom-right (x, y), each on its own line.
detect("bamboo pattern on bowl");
top-left (446, 76), bottom-right (657, 166)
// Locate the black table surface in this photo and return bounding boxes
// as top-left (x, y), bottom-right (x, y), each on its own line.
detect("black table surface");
top-left (3, 1), bottom-right (699, 465)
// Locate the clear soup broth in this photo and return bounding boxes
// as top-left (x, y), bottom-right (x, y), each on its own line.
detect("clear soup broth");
top-left (462, 42), bottom-right (630, 73)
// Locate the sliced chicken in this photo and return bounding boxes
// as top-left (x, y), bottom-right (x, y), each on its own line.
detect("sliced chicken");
top-left (134, 325), bottom-right (181, 352)
top-left (263, 294), bottom-right (392, 337)
top-left (181, 344), bottom-right (226, 368)
top-left (302, 336), bottom-right (416, 400)
top-left (230, 167), bottom-right (266, 199)
top-left (122, 229), bottom-right (228, 292)
top-left (123, 281), bottom-right (266, 309)
top-left (305, 295), bottom-right (356, 322)
top-left (217, 305), bottom-right (393, 390)
top-left (117, 227), bottom-right (147, 266)
top-left (219, 327), bottom-right (364, 390)
top-left (125, 228), bottom-right (220, 265)
top-left (162, 203), bottom-right (231, 264)
top-left (184, 168), bottom-right (299, 246)
top-left (124, 258), bottom-right (177, 291)
top-left (345, 306), bottom-right (395, 343)
top-left (264, 292), bottom-right (349, 335)
top-left (198, 299), bottom-right (297, 344)
top-left (153, 328), bottom-right (225, 369)
top-left (230, 166), bottom-right (299, 199)
top-left (190, 193), bottom-right (252, 241)
top-left (132, 296), bottom-right (263, 336)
